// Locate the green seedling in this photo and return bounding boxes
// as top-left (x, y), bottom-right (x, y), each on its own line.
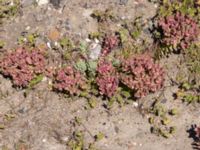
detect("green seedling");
top-left (107, 97), bottom-right (116, 109)
top-left (151, 126), bottom-right (170, 138)
top-left (94, 132), bottom-right (105, 141)
top-left (0, 124), bottom-right (5, 129)
top-left (169, 108), bottom-right (178, 116)
top-left (169, 126), bottom-right (176, 134)
top-left (154, 105), bottom-right (166, 117)
top-left (181, 82), bottom-right (192, 91)
top-left (88, 143), bottom-right (97, 150)
top-left (91, 9), bottom-right (115, 22)
top-left (74, 117), bottom-right (82, 126)
top-left (149, 117), bottom-right (154, 124)
top-left (89, 32), bottom-right (102, 40)
top-left (75, 60), bottom-right (87, 73)
top-left (68, 131), bottom-right (84, 150)
top-left (59, 37), bottom-right (74, 49)
top-left (28, 75), bottom-right (43, 88)
top-left (159, 129), bottom-right (170, 138)
top-left (88, 98), bottom-right (97, 108)
top-left (161, 117), bottom-right (170, 125)
top-left (0, 40), bottom-right (5, 48)
top-left (116, 94), bottom-right (124, 107)
top-left (118, 28), bottom-right (129, 44)
top-left (4, 113), bottom-right (15, 121)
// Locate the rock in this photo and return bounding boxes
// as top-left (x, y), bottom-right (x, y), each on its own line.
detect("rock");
top-left (50, 0), bottom-right (61, 8)
top-left (64, 19), bottom-right (72, 30)
top-left (36, 0), bottom-right (49, 6)
top-left (133, 102), bottom-right (139, 108)
top-left (89, 43), bottom-right (101, 60)
top-left (21, 0), bottom-right (34, 7)
top-left (119, 0), bottom-right (128, 5)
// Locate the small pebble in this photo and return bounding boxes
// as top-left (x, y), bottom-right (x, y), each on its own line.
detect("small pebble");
top-left (25, 26), bottom-right (30, 30)
top-left (119, 0), bottom-right (128, 5)
top-left (94, 38), bottom-right (99, 44)
top-left (42, 76), bottom-right (48, 82)
top-left (61, 136), bottom-right (69, 142)
top-left (47, 42), bottom-right (51, 49)
top-left (133, 102), bottom-right (139, 108)
top-left (85, 38), bottom-right (91, 43)
top-left (36, 0), bottom-right (49, 6)
top-left (54, 41), bottom-right (59, 46)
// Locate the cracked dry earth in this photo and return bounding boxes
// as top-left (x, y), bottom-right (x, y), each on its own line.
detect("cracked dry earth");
top-left (0, 0), bottom-right (199, 150)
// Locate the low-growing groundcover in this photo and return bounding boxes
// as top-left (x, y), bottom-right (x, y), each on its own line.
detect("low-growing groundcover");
top-left (0, 45), bottom-right (165, 100)
top-left (0, 47), bottom-right (46, 87)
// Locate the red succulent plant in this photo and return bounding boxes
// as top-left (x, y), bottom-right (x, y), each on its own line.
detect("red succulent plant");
top-left (120, 54), bottom-right (165, 98)
top-left (195, 125), bottom-right (200, 140)
top-left (0, 48), bottom-right (46, 87)
top-left (53, 66), bottom-right (86, 95)
top-left (96, 59), bottom-right (119, 97)
top-left (158, 12), bottom-right (199, 51)
top-left (101, 35), bottom-right (119, 56)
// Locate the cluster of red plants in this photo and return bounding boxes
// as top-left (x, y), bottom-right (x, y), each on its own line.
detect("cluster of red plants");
top-left (53, 66), bottom-right (86, 95)
top-left (0, 48), bottom-right (45, 87)
top-left (120, 54), bottom-right (165, 98)
top-left (158, 12), bottom-right (199, 51)
top-left (101, 35), bottom-right (119, 56)
top-left (96, 59), bottom-right (119, 97)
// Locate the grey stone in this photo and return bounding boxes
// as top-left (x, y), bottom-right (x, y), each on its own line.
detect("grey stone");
top-left (21, 0), bottom-right (34, 7)
top-left (50, 0), bottom-right (61, 8)
top-left (89, 43), bottom-right (101, 60)
top-left (119, 0), bottom-right (128, 5)
top-left (36, 0), bottom-right (49, 6)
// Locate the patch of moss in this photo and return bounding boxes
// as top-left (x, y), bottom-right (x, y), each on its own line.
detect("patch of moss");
top-left (91, 9), bottom-right (115, 22)
top-left (0, 40), bottom-right (5, 48)
top-left (0, 0), bottom-right (20, 24)
top-left (148, 99), bottom-right (177, 138)
top-left (18, 33), bottom-right (39, 47)
top-left (158, 0), bottom-right (199, 18)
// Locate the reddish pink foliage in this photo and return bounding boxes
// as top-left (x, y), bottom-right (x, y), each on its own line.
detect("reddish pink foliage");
top-left (158, 12), bottom-right (199, 50)
top-left (54, 66), bottom-right (86, 95)
top-left (96, 59), bottom-right (119, 97)
top-left (120, 54), bottom-right (165, 98)
top-left (195, 126), bottom-right (200, 140)
top-left (0, 48), bottom-right (45, 87)
top-left (101, 35), bottom-right (119, 56)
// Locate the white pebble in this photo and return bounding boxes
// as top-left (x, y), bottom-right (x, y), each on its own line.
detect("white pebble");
top-left (133, 102), bottom-right (138, 108)
top-left (85, 38), bottom-right (91, 43)
top-left (54, 41), bottom-right (59, 46)
top-left (25, 26), bottom-right (31, 30)
top-left (61, 136), bottom-right (69, 142)
top-left (47, 42), bottom-right (51, 49)
top-left (36, 0), bottom-right (49, 6)
top-left (42, 138), bottom-right (47, 143)
top-left (94, 38), bottom-right (99, 44)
